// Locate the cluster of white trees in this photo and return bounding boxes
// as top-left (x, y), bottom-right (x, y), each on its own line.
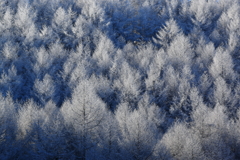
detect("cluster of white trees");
top-left (1, 0), bottom-right (240, 159)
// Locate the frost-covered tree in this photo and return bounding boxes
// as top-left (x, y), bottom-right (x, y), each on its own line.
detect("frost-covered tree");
top-left (190, 0), bottom-right (220, 34)
top-left (209, 47), bottom-right (235, 81)
top-left (166, 33), bottom-right (193, 70)
top-left (33, 47), bottom-right (53, 78)
top-left (0, 7), bottom-right (13, 35)
top-left (161, 122), bottom-right (205, 160)
top-left (53, 7), bottom-right (71, 32)
top-left (116, 94), bottom-right (164, 160)
top-left (92, 33), bottom-right (115, 76)
top-left (0, 41), bottom-right (19, 74)
top-left (195, 37), bottom-right (215, 72)
top-left (0, 65), bottom-right (21, 98)
top-left (97, 111), bottom-right (119, 160)
top-left (201, 104), bottom-right (234, 160)
top-left (34, 74), bottom-right (54, 105)
top-left (153, 19), bottom-right (181, 50)
top-left (35, 101), bottom-right (69, 159)
top-left (61, 79), bottom-right (106, 160)
top-left (113, 61), bottom-right (142, 108)
top-left (14, 2), bottom-right (36, 43)
top-left (0, 94), bottom-right (18, 160)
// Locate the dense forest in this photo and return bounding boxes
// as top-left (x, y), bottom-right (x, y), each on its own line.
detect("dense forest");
top-left (0, 0), bottom-right (240, 159)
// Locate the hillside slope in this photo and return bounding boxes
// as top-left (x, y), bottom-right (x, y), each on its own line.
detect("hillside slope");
top-left (0, 0), bottom-right (240, 159)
